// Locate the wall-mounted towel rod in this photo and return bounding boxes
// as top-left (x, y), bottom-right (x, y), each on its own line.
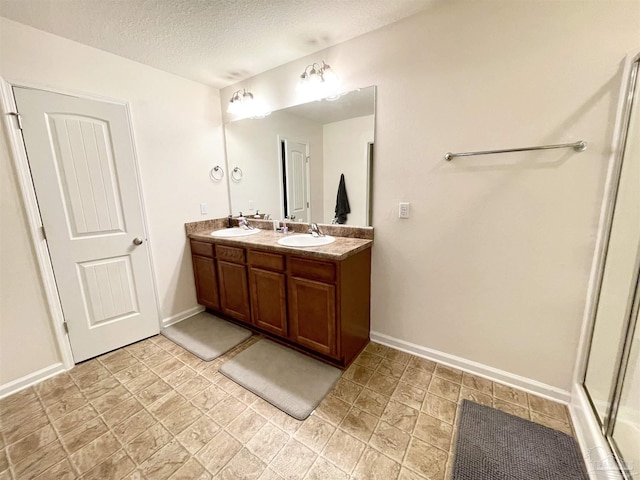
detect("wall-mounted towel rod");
top-left (444, 140), bottom-right (587, 161)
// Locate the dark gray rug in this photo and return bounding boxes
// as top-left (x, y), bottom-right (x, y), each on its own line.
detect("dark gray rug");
top-left (220, 339), bottom-right (341, 420)
top-left (161, 311), bottom-right (252, 361)
top-left (453, 400), bottom-right (589, 480)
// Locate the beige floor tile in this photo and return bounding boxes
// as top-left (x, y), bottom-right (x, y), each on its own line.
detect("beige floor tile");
top-left (246, 423), bottom-right (290, 463)
top-left (392, 382), bottom-right (427, 410)
top-left (321, 429), bottom-right (365, 473)
top-left (124, 370), bottom-right (159, 394)
top-left (218, 447), bottom-right (266, 480)
top-left (70, 432), bottom-right (120, 475)
top-left (250, 398), bottom-right (282, 421)
top-left (305, 457), bottom-right (349, 480)
top-left (81, 449), bottom-right (136, 480)
top-left (161, 403), bottom-right (202, 435)
top-left (207, 395), bottom-right (247, 427)
top-left (330, 379), bottom-right (363, 404)
top-left (102, 397), bottom-right (144, 428)
top-left (100, 350), bottom-right (139, 374)
top-left (376, 359), bottom-right (408, 379)
top-left (173, 376), bottom-right (211, 399)
top-left (168, 457), bottom-right (211, 480)
top-left (413, 413), bottom-right (453, 451)
top-left (148, 391), bottom-right (188, 420)
top-left (90, 384), bottom-right (132, 414)
top-left (13, 438), bottom-right (67, 480)
top-left (136, 379), bottom-right (173, 406)
top-left (59, 417), bottom-right (108, 453)
top-left (352, 447), bottom-right (401, 480)
top-left (369, 421), bottom-right (411, 462)
top-left (44, 392), bottom-right (88, 421)
top-left (408, 357), bottom-right (436, 373)
top-left (7, 424), bottom-right (57, 465)
top-left (434, 365), bottom-right (463, 384)
top-left (461, 372), bottom-right (493, 395)
top-left (530, 411), bottom-right (573, 436)
top-left (0, 448), bottom-right (7, 472)
top-left (313, 395), bottom-right (351, 426)
top-left (342, 364), bottom-right (375, 386)
top-left (152, 358), bottom-right (186, 378)
top-left (139, 439), bottom-right (190, 480)
top-left (363, 342), bottom-right (390, 357)
top-left (72, 365), bottom-right (112, 391)
top-left (270, 438), bottom-right (317, 480)
top-left (353, 352), bottom-right (383, 370)
top-left (114, 363), bottom-right (150, 385)
top-left (259, 467), bottom-right (284, 480)
top-left (527, 394), bottom-right (569, 422)
top-left (196, 430), bottom-right (242, 475)
top-left (421, 394), bottom-right (457, 424)
top-left (493, 383), bottom-right (528, 407)
top-left (353, 388), bottom-right (389, 417)
top-left (428, 377), bottom-right (460, 402)
top-left (82, 377), bottom-right (121, 401)
top-left (493, 398), bottom-right (529, 420)
top-left (339, 407), bottom-right (377, 442)
top-left (404, 437), bottom-right (447, 480)
top-left (176, 416), bottom-right (221, 455)
top-left (459, 386), bottom-right (492, 407)
top-left (113, 410), bottom-right (157, 444)
top-left (294, 415), bottom-right (336, 452)
top-left (125, 423), bottom-right (173, 464)
top-left (270, 409), bottom-right (304, 435)
top-left (398, 467), bottom-right (427, 479)
top-left (400, 367), bottom-right (432, 389)
top-left (384, 350), bottom-right (412, 366)
top-left (140, 350), bottom-right (172, 368)
top-left (367, 372), bottom-right (399, 397)
top-left (164, 366), bottom-right (198, 388)
top-left (190, 384), bottom-right (228, 412)
top-left (175, 351), bottom-right (206, 371)
top-left (381, 400), bottom-right (419, 433)
top-left (227, 408), bottom-right (268, 443)
top-left (33, 458), bottom-right (76, 480)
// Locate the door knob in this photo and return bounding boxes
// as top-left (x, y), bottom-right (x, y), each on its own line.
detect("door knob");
top-left (133, 237), bottom-right (144, 246)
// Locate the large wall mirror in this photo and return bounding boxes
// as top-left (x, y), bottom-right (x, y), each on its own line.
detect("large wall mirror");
top-left (224, 86), bottom-right (376, 226)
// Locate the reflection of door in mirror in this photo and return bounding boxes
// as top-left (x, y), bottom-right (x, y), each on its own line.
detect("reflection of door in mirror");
top-left (281, 138), bottom-right (310, 222)
top-left (582, 55), bottom-right (639, 477)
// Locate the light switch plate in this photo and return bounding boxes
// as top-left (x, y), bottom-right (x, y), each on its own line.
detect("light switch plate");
top-left (399, 202), bottom-right (410, 219)
top-left (200, 203), bottom-right (208, 215)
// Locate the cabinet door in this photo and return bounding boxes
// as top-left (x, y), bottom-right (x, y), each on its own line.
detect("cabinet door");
top-left (192, 255), bottom-right (219, 310)
top-left (249, 267), bottom-right (288, 337)
top-left (288, 276), bottom-right (336, 356)
top-left (217, 260), bottom-right (251, 323)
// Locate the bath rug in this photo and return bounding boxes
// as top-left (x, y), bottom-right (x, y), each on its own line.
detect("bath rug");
top-left (161, 311), bottom-right (251, 361)
top-left (220, 339), bottom-right (341, 420)
top-left (452, 399), bottom-right (589, 480)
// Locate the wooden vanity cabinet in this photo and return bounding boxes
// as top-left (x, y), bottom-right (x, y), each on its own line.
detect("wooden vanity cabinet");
top-left (215, 245), bottom-right (251, 324)
top-left (248, 251), bottom-right (288, 337)
top-left (190, 241), bottom-right (220, 310)
top-left (190, 238), bottom-right (371, 367)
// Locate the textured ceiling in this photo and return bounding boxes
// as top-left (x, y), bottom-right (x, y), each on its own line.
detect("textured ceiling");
top-left (0, 0), bottom-right (433, 88)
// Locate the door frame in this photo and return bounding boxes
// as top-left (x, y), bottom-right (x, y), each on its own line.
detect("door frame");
top-left (277, 135), bottom-right (310, 221)
top-left (0, 77), bottom-right (161, 370)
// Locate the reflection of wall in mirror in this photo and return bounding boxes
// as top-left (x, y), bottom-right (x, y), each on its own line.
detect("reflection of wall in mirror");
top-left (225, 110), bottom-right (324, 220)
top-left (323, 115), bottom-right (374, 225)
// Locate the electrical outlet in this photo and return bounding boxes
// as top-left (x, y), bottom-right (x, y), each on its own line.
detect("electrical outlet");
top-left (399, 202), bottom-right (410, 219)
top-left (200, 203), bottom-right (208, 215)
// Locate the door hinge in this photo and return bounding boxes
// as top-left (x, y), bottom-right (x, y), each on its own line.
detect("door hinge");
top-left (10, 112), bottom-right (23, 130)
top-left (41, 225), bottom-right (47, 240)
top-left (62, 321), bottom-right (69, 334)
top-left (307, 202), bottom-right (310, 208)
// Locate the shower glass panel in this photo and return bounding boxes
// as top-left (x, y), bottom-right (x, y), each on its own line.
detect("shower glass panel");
top-left (584, 59), bottom-right (640, 427)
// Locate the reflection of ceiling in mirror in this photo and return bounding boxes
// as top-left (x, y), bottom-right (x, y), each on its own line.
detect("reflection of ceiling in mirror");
top-left (284, 87), bottom-right (375, 125)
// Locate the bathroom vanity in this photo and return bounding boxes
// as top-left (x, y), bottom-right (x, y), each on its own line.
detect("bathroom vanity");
top-left (187, 222), bottom-right (372, 368)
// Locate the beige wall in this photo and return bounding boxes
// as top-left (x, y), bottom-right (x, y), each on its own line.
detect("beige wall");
top-left (221, 0), bottom-right (640, 390)
top-left (322, 115), bottom-right (374, 225)
top-left (0, 18), bottom-right (227, 385)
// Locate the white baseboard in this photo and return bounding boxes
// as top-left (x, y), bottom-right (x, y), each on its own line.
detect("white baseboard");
top-left (0, 363), bottom-right (66, 400)
top-left (161, 305), bottom-right (205, 328)
top-left (570, 384), bottom-right (624, 480)
top-left (370, 331), bottom-right (571, 403)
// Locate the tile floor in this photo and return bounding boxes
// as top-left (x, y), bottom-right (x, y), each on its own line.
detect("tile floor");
top-left (0, 334), bottom-right (574, 480)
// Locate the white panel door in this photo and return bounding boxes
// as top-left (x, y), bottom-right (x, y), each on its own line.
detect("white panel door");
top-left (14, 87), bottom-right (159, 362)
top-left (285, 140), bottom-right (309, 222)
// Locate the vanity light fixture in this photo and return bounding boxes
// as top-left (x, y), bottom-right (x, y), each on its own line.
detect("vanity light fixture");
top-left (298, 61), bottom-right (339, 99)
top-left (227, 88), bottom-right (255, 115)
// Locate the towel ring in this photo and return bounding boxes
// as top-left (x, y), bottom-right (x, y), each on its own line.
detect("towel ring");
top-left (231, 167), bottom-right (243, 182)
top-left (209, 166), bottom-right (224, 181)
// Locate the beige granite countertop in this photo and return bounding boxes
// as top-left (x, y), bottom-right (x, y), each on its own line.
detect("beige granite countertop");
top-left (189, 227), bottom-right (372, 261)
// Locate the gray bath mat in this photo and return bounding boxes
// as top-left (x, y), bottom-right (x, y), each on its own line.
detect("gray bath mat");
top-left (161, 312), bottom-right (252, 361)
top-left (453, 400), bottom-right (588, 480)
top-left (220, 339), bottom-right (341, 420)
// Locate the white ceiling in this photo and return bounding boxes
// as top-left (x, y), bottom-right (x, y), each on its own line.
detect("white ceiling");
top-left (0, 0), bottom-right (433, 88)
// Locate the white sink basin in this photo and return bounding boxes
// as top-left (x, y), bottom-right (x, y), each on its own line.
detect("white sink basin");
top-left (277, 234), bottom-right (336, 248)
top-left (210, 228), bottom-right (261, 238)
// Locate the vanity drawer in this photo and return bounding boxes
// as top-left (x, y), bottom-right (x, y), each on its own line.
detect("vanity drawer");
top-left (289, 257), bottom-right (335, 283)
top-left (248, 250), bottom-right (285, 272)
top-left (216, 245), bottom-right (246, 264)
top-left (190, 240), bottom-right (214, 258)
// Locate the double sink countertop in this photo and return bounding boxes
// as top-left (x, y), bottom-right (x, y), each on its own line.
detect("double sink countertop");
top-left (186, 218), bottom-right (373, 261)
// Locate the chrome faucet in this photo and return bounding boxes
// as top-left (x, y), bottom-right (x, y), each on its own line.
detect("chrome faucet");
top-left (239, 217), bottom-right (254, 229)
top-left (308, 223), bottom-right (324, 237)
